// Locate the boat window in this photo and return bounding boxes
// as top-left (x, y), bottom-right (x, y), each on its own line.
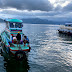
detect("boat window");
top-left (65, 25), bottom-right (67, 26)
top-left (65, 24), bottom-right (72, 27)
top-left (68, 25), bottom-right (71, 26)
top-left (15, 23), bottom-right (22, 28)
top-left (10, 23), bottom-right (14, 28)
top-left (9, 22), bottom-right (22, 28)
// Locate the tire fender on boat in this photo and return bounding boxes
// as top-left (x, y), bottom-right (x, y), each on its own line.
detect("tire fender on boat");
top-left (15, 50), bottom-right (26, 61)
top-left (28, 47), bottom-right (31, 52)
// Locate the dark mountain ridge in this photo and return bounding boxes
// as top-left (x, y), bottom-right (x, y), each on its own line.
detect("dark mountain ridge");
top-left (22, 18), bottom-right (71, 24)
top-left (0, 18), bottom-right (72, 25)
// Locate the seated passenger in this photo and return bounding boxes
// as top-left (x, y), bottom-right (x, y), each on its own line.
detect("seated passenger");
top-left (23, 36), bottom-right (29, 46)
top-left (13, 37), bottom-right (17, 44)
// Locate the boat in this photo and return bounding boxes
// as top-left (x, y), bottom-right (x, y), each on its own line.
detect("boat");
top-left (58, 23), bottom-right (72, 35)
top-left (0, 18), bottom-right (31, 60)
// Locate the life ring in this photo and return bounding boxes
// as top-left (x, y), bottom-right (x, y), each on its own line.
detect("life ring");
top-left (15, 50), bottom-right (26, 61)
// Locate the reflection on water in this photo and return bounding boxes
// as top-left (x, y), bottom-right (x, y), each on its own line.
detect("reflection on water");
top-left (1, 24), bottom-right (72, 72)
top-left (1, 52), bottom-right (30, 72)
top-left (4, 58), bottom-right (29, 72)
top-left (58, 33), bottom-right (72, 44)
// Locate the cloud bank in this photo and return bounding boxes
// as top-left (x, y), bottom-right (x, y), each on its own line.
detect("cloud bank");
top-left (0, 0), bottom-right (53, 11)
top-left (0, 0), bottom-right (72, 22)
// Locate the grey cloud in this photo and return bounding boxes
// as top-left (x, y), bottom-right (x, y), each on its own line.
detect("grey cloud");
top-left (63, 2), bottom-right (72, 11)
top-left (1, 9), bottom-right (62, 17)
top-left (54, 5), bottom-right (62, 11)
top-left (0, 0), bottom-right (53, 11)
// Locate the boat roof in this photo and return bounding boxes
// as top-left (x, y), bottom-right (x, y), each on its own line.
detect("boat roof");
top-left (5, 19), bottom-right (23, 23)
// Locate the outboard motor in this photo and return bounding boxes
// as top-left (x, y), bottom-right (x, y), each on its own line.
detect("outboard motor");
top-left (15, 50), bottom-right (26, 61)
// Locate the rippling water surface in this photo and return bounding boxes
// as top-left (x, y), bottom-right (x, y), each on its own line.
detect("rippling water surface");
top-left (0, 23), bottom-right (72, 72)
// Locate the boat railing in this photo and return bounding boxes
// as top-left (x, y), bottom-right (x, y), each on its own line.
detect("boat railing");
top-left (9, 28), bottom-right (22, 30)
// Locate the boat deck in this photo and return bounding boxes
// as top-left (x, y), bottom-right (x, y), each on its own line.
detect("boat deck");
top-left (10, 43), bottom-right (29, 51)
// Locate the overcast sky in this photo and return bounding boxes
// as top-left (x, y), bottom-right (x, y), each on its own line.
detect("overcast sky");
top-left (0, 0), bottom-right (72, 21)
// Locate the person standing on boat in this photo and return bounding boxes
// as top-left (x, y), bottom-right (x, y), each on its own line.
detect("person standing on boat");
top-left (16, 31), bottom-right (21, 47)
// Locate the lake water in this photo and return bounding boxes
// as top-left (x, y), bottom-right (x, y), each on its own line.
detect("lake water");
top-left (0, 23), bottom-right (72, 72)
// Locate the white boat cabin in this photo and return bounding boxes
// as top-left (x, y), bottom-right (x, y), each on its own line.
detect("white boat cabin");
top-left (65, 23), bottom-right (72, 27)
